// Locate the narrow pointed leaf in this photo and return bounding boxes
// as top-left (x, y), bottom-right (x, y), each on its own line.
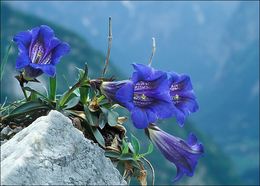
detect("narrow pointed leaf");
top-left (101, 107), bottom-right (119, 127)
top-left (99, 113), bottom-right (107, 129)
top-left (139, 143), bottom-right (154, 158)
top-left (84, 105), bottom-right (96, 126)
top-left (23, 87), bottom-right (52, 104)
top-left (122, 139), bottom-right (129, 154)
top-left (131, 134), bottom-right (140, 155)
top-left (119, 153), bottom-right (135, 161)
top-left (9, 101), bottom-right (50, 116)
top-left (92, 127), bottom-right (105, 148)
top-left (105, 150), bottom-right (121, 159)
top-left (107, 110), bottom-right (119, 126)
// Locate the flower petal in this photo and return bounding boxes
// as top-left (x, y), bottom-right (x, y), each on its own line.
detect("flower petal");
top-left (115, 81), bottom-right (135, 110)
top-left (132, 63), bottom-right (168, 83)
top-left (30, 63), bottom-right (56, 77)
top-left (29, 26), bottom-right (41, 51)
top-left (13, 31), bottom-right (32, 53)
top-left (132, 63), bottom-right (153, 83)
top-left (38, 25), bottom-right (55, 49)
top-left (168, 72), bottom-right (193, 92)
top-left (187, 133), bottom-right (197, 146)
top-left (42, 37), bottom-right (61, 58)
top-left (175, 109), bottom-right (186, 127)
top-left (141, 73), bottom-right (169, 96)
top-left (40, 64), bottom-right (56, 77)
top-left (150, 100), bottom-right (177, 119)
top-left (178, 98), bottom-right (199, 114)
top-left (131, 107), bottom-right (149, 129)
top-left (51, 42), bottom-right (70, 65)
top-left (16, 53), bottom-right (31, 69)
top-left (173, 167), bottom-right (184, 182)
top-left (146, 109), bottom-right (157, 123)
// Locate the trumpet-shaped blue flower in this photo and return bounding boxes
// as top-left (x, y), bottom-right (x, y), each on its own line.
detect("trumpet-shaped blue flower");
top-left (168, 72), bottom-right (199, 126)
top-left (100, 64), bottom-right (175, 129)
top-left (100, 80), bottom-right (132, 102)
top-left (13, 25), bottom-right (70, 78)
top-left (146, 124), bottom-right (204, 182)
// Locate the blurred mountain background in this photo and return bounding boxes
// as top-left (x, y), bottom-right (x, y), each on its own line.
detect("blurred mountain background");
top-left (1, 1), bottom-right (259, 185)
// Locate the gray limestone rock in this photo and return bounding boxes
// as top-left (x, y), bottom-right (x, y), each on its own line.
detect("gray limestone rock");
top-left (1, 110), bottom-right (126, 185)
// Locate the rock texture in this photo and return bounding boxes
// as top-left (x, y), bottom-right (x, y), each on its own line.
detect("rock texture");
top-left (1, 110), bottom-right (126, 185)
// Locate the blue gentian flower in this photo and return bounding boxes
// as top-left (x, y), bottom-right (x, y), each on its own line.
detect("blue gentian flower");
top-left (100, 63), bottom-right (175, 129)
top-left (146, 124), bottom-right (204, 182)
top-left (100, 80), bottom-right (132, 102)
top-left (13, 25), bottom-right (70, 78)
top-left (168, 72), bottom-right (199, 126)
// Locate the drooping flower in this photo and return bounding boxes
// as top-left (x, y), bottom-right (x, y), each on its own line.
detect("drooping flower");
top-left (145, 124), bottom-right (204, 182)
top-left (168, 72), bottom-right (199, 126)
top-left (100, 63), bottom-right (175, 129)
top-left (13, 25), bottom-right (70, 78)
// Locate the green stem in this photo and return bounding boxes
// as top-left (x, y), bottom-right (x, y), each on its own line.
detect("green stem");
top-left (49, 76), bottom-right (57, 101)
top-left (0, 43), bottom-right (12, 81)
top-left (58, 64), bottom-right (89, 109)
top-left (20, 83), bottom-right (28, 101)
top-left (97, 95), bottom-right (105, 103)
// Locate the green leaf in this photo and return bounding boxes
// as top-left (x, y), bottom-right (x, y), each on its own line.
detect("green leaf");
top-left (58, 64), bottom-right (89, 109)
top-left (98, 99), bottom-right (109, 106)
top-left (64, 97), bottom-right (80, 109)
top-left (119, 153), bottom-right (135, 161)
top-left (72, 88), bottom-right (80, 97)
top-left (83, 63), bottom-right (89, 78)
top-left (0, 43), bottom-right (12, 81)
top-left (28, 91), bottom-right (37, 101)
top-left (98, 113), bottom-right (107, 129)
top-left (65, 110), bottom-right (104, 147)
top-left (79, 87), bottom-right (88, 104)
top-left (128, 142), bottom-right (135, 154)
top-left (105, 150), bottom-right (121, 159)
top-left (146, 143), bottom-right (154, 155)
top-left (84, 105), bottom-right (96, 126)
top-left (122, 139), bottom-right (129, 154)
top-left (92, 127), bottom-right (105, 148)
top-left (58, 84), bottom-right (80, 108)
top-left (23, 87), bottom-right (51, 103)
top-left (76, 67), bottom-right (85, 80)
top-left (100, 106), bottom-right (108, 114)
top-left (9, 101), bottom-right (50, 116)
top-left (139, 143), bottom-right (154, 158)
top-left (49, 76), bottom-right (57, 101)
top-left (97, 95), bottom-right (105, 103)
top-left (131, 134), bottom-right (140, 155)
top-left (76, 63), bottom-right (88, 80)
top-left (58, 89), bottom-right (78, 109)
top-left (107, 110), bottom-right (119, 126)
top-left (100, 107), bottom-right (119, 127)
